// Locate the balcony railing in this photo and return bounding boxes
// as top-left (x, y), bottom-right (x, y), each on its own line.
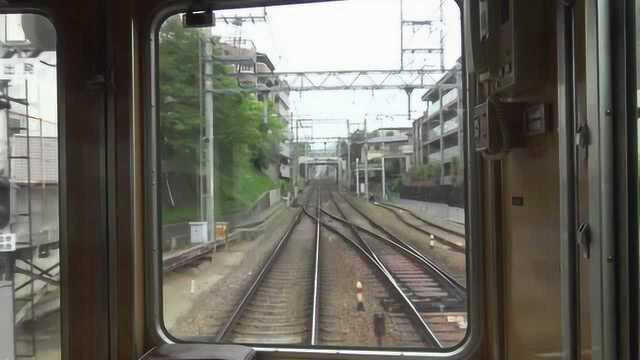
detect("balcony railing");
top-left (443, 146), bottom-right (461, 162)
top-left (443, 117), bottom-right (459, 134)
top-left (427, 87), bottom-right (460, 117)
top-left (426, 127), bottom-right (441, 141)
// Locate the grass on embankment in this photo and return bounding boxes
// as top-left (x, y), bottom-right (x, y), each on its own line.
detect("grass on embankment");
top-left (162, 164), bottom-right (277, 224)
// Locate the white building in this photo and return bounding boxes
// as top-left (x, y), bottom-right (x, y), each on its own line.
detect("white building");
top-left (361, 127), bottom-right (414, 172)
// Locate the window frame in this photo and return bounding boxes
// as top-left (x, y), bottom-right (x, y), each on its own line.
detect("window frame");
top-left (143, 1), bottom-right (484, 358)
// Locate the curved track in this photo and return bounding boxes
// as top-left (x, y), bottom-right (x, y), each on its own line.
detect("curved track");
top-left (326, 192), bottom-right (467, 347)
top-left (373, 202), bottom-right (465, 253)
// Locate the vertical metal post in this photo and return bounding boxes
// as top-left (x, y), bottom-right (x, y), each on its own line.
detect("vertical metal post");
top-left (289, 112), bottom-right (294, 198)
top-left (198, 38), bottom-right (204, 221)
top-left (346, 120), bottom-right (351, 191)
top-left (25, 78), bottom-right (35, 357)
top-left (293, 113), bottom-right (298, 197)
top-left (3, 83), bottom-right (9, 181)
top-left (405, 87), bottom-right (414, 169)
top-left (381, 142), bottom-right (386, 201)
top-left (336, 141), bottom-right (341, 186)
top-left (438, 86), bottom-right (444, 183)
top-left (203, 39), bottom-right (216, 243)
top-left (439, 0), bottom-right (445, 70)
top-left (1, 84), bottom-right (14, 360)
top-left (356, 158), bottom-right (360, 197)
top-left (39, 115), bottom-right (45, 223)
top-left (400, 0), bottom-right (404, 70)
top-left (363, 117), bottom-right (368, 196)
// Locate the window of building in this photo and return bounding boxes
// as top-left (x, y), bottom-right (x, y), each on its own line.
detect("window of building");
top-left (0, 13), bottom-right (59, 360)
top-left (153, 0), bottom-right (468, 354)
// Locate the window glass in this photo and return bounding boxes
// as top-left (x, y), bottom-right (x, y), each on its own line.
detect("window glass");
top-left (0, 14), bottom-right (60, 360)
top-left (157, 0), bottom-right (466, 350)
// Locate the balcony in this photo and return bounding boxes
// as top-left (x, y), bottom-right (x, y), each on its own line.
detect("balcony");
top-left (443, 146), bottom-right (461, 162)
top-left (443, 117), bottom-right (460, 134)
top-left (427, 87), bottom-right (460, 117)
top-left (425, 126), bottom-right (442, 141)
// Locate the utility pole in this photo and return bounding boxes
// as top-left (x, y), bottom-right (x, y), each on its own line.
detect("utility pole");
top-left (336, 140), bottom-right (341, 186)
top-left (289, 111), bottom-right (295, 199)
top-left (203, 39), bottom-right (216, 242)
top-left (346, 120), bottom-right (351, 192)
top-left (363, 116), bottom-right (369, 197)
top-left (356, 158), bottom-right (360, 197)
top-left (294, 114), bottom-right (299, 197)
top-left (381, 142), bottom-right (386, 201)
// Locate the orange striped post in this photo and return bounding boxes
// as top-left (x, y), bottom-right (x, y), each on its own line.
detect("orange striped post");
top-left (356, 281), bottom-right (365, 311)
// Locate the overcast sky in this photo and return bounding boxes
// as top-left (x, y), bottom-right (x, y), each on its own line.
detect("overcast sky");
top-left (203, 0), bottom-right (462, 150)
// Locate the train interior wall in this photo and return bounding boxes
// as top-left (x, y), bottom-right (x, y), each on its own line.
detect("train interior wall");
top-left (480, 2), bottom-right (564, 358)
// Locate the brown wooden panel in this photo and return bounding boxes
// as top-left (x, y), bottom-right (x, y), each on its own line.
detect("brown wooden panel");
top-left (54, 0), bottom-right (110, 358)
top-left (106, 0), bottom-right (141, 358)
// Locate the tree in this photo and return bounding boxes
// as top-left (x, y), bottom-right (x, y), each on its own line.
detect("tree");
top-left (158, 15), bottom-right (286, 213)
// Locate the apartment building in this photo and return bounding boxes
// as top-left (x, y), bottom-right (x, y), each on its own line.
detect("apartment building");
top-left (218, 38), bottom-right (292, 179)
top-left (413, 60), bottom-right (463, 185)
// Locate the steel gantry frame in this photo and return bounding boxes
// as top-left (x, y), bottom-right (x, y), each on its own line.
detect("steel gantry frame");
top-left (200, 61), bottom-right (460, 93)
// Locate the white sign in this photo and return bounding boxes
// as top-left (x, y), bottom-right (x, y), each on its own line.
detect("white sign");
top-left (280, 164), bottom-right (291, 179)
top-left (0, 58), bottom-right (39, 80)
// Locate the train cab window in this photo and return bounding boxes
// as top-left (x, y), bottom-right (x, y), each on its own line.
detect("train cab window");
top-left (0, 13), bottom-right (59, 360)
top-left (151, 0), bottom-right (470, 354)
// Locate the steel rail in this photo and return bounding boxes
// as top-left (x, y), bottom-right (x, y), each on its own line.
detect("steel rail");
top-left (319, 197), bottom-right (443, 348)
top-left (323, 205), bottom-right (466, 300)
top-left (215, 208), bottom-right (305, 342)
top-left (305, 207), bottom-right (439, 348)
top-left (309, 188), bottom-right (321, 345)
top-left (329, 193), bottom-right (466, 296)
top-left (374, 202), bottom-right (466, 253)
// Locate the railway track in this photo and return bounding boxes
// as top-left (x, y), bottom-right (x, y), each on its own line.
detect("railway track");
top-left (215, 183), bottom-right (465, 348)
top-left (326, 192), bottom-right (467, 347)
top-left (216, 188), bottom-right (319, 344)
top-left (317, 196), bottom-right (430, 347)
top-left (373, 202), bottom-right (465, 253)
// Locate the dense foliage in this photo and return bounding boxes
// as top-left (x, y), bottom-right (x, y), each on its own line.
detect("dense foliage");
top-left (158, 16), bottom-right (285, 218)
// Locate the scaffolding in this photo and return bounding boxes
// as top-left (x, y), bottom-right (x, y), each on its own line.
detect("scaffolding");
top-left (0, 78), bottom-right (60, 359)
